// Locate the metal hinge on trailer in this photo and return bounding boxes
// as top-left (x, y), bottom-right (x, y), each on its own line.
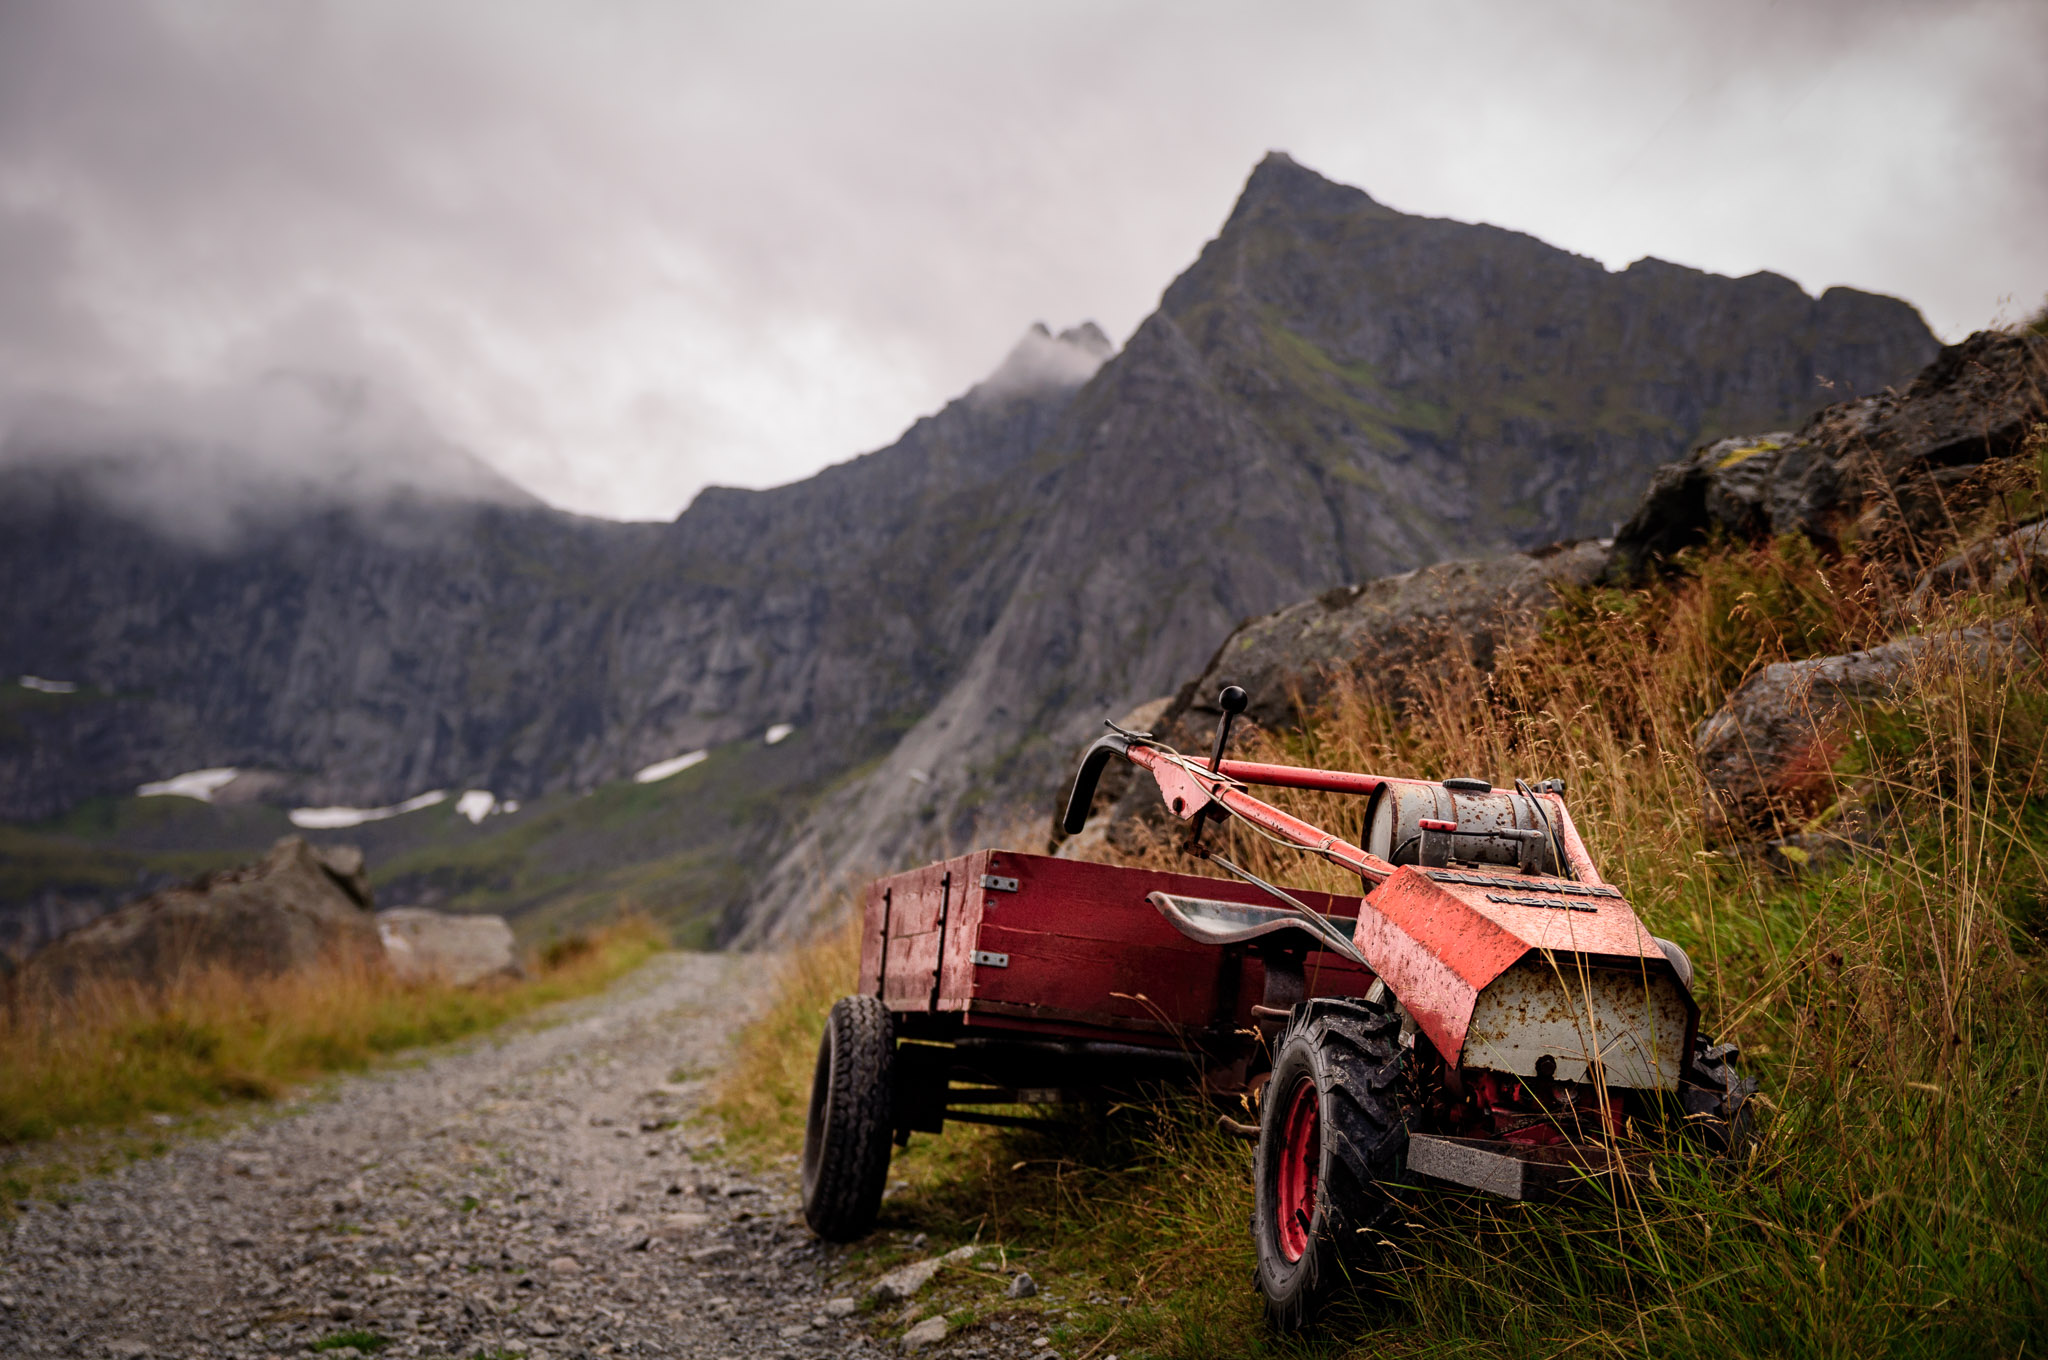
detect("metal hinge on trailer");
top-left (981, 874), bottom-right (1019, 893)
top-left (971, 950), bottom-right (1010, 968)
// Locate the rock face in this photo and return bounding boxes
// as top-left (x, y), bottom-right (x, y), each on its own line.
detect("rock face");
top-left (1910, 519), bottom-right (2048, 613)
top-left (1693, 628), bottom-right (2027, 843)
top-left (1, 153), bottom-right (1940, 942)
top-left (18, 837), bottom-right (381, 993)
top-left (1611, 330), bottom-right (2048, 578)
top-left (1162, 541), bottom-right (1611, 744)
top-left (1058, 541), bottom-right (1613, 858)
top-left (375, 907), bottom-right (520, 986)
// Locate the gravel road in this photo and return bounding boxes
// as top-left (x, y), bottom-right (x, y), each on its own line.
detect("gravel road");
top-left (0, 953), bottom-right (1066, 1360)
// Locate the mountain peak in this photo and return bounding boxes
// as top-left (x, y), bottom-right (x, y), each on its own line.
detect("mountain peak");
top-left (974, 321), bottom-right (1116, 401)
top-left (1228, 150), bottom-right (1382, 228)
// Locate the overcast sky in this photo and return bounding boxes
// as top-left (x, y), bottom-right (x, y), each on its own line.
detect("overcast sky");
top-left (2, 2), bottom-right (2043, 522)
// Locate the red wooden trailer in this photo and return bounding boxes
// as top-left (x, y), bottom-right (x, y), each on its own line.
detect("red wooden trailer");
top-left (858, 848), bottom-right (1375, 1132)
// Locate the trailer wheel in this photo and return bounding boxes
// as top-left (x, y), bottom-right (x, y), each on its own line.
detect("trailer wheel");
top-left (1252, 996), bottom-right (1410, 1330)
top-left (800, 995), bottom-right (896, 1242)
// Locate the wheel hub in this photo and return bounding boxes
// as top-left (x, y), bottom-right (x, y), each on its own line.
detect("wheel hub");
top-left (1275, 1075), bottom-right (1320, 1262)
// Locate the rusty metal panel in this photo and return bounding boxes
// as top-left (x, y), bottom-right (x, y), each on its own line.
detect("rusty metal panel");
top-left (1146, 757), bottom-right (1216, 822)
top-left (1407, 1134), bottom-right (1533, 1199)
top-left (1407, 1134), bottom-right (1639, 1201)
top-left (1463, 954), bottom-right (1692, 1090)
top-left (1352, 864), bottom-right (1678, 1068)
top-left (1351, 868), bottom-right (1528, 1060)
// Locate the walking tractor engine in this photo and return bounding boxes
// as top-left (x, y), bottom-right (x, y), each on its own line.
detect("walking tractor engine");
top-left (798, 685), bottom-right (1755, 1330)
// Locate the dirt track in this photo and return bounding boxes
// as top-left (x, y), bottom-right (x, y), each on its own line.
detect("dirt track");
top-left (0, 952), bottom-right (996, 1360)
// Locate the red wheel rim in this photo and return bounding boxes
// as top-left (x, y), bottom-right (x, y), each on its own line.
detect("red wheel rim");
top-left (1275, 1075), bottom-right (1320, 1263)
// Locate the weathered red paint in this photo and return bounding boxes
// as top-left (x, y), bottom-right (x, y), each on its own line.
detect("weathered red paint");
top-left (1215, 760), bottom-right (1386, 798)
top-left (867, 862), bottom-right (953, 1012)
top-left (1348, 865), bottom-right (1670, 1062)
top-left (1124, 745), bottom-right (1397, 883)
top-left (1351, 868), bottom-right (1530, 1062)
top-left (861, 849), bottom-right (1375, 1044)
top-left (1275, 1076), bottom-right (1320, 1261)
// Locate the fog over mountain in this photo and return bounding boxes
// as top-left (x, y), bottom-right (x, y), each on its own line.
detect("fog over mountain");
top-left (3, 372), bottom-right (534, 549)
top-left (0, 1), bottom-right (2039, 521)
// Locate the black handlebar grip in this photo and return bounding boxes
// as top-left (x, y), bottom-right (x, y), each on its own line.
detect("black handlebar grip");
top-left (1062, 733), bottom-right (1132, 836)
top-left (1210, 685), bottom-right (1249, 773)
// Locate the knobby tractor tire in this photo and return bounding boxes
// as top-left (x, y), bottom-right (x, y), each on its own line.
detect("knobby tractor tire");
top-left (1680, 1032), bottom-right (1759, 1154)
top-left (800, 995), bottom-right (896, 1242)
top-left (1252, 995), bottom-right (1410, 1331)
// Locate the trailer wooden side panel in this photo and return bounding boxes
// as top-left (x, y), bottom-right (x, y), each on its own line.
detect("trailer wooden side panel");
top-left (861, 861), bottom-right (956, 1012)
top-left (861, 850), bottom-right (1375, 1037)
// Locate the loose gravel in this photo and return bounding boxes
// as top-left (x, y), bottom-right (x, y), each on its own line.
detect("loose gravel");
top-left (0, 954), bottom-right (1065, 1360)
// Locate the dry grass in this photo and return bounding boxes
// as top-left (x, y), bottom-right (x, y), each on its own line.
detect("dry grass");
top-left (0, 914), bottom-right (665, 1148)
top-left (709, 904), bottom-right (862, 1153)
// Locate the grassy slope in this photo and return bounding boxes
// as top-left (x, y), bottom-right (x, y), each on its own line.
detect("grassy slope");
top-left (715, 436), bottom-right (2048, 1357)
top-left (0, 915), bottom-right (664, 1190)
top-left (1, 727), bottom-right (834, 955)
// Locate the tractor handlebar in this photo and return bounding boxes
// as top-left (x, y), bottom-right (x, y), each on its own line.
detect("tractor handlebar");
top-left (1061, 731), bottom-right (1132, 835)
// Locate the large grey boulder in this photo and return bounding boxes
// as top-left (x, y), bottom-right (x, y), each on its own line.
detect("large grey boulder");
top-left (19, 837), bottom-right (382, 993)
top-left (1612, 330), bottom-right (2048, 579)
top-left (1909, 519), bottom-right (2048, 614)
top-left (1164, 540), bottom-right (1612, 737)
top-left (1694, 627), bottom-right (2028, 844)
top-left (375, 908), bottom-right (521, 986)
top-left (1059, 540), bottom-right (1611, 855)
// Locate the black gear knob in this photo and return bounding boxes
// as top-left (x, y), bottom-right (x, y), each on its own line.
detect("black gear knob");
top-left (1211, 685), bottom-right (1249, 772)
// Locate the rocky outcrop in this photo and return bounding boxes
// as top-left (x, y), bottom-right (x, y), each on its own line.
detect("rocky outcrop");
top-left (1054, 541), bottom-right (1613, 859)
top-left (375, 907), bottom-right (520, 986)
top-left (17, 837), bottom-right (381, 993)
top-left (1159, 540), bottom-right (1610, 744)
top-left (1693, 628), bottom-right (2029, 846)
top-left (1611, 330), bottom-right (2048, 579)
top-left (1909, 519), bottom-right (2048, 613)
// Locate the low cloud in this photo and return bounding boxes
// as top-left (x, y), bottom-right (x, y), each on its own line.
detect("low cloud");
top-left (3, 367), bottom-right (533, 549)
top-left (0, 2), bottom-right (2041, 520)
top-left (973, 322), bottom-right (1115, 403)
